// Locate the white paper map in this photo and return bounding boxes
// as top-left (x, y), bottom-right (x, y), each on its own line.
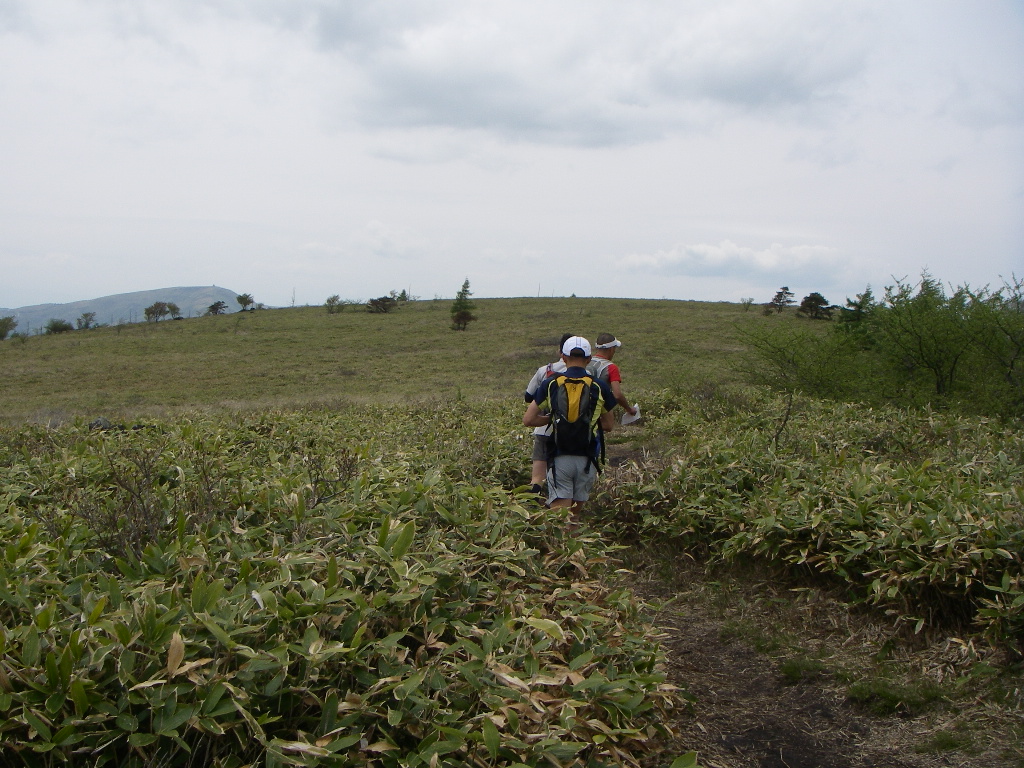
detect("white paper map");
top-left (621, 404), bottom-right (641, 425)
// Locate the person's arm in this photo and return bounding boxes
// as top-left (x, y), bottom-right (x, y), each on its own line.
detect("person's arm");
top-left (523, 401), bottom-right (551, 428)
top-left (524, 367), bottom-right (545, 403)
top-left (605, 363), bottom-right (636, 415)
top-left (597, 382), bottom-right (617, 432)
top-left (609, 381), bottom-right (636, 414)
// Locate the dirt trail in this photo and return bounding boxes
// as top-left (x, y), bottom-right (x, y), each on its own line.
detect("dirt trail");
top-left (623, 561), bottom-right (1010, 768)
top-left (595, 446), bottom-right (1017, 768)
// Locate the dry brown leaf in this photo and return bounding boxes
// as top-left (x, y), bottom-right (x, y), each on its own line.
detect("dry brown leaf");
top-left (172, 657), bottom-right (214, 678)
top-left (166, 631), bottom-right (185, 676)
top-left (130, 679), bottom-right (168, 691)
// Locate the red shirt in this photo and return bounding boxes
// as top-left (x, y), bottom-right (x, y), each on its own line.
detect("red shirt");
top-left (593, 356), bottom-right (621, 384)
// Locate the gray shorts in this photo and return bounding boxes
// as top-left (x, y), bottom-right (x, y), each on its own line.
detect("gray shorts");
top-left (532, 434), bottom-right (549, 462)
top-left (546, 454), bottom-right (598, 504)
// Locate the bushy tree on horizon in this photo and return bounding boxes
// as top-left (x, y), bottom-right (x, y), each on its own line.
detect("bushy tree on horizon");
top-left (838, 287), bottom-right (878, 326)
top-left (796, 292), bottom-right (833, 320)
top-left (144, 302), bottom-right (170, 322)
top-left (0, 315), bottom-right (17, 340)
top-left (45, 318), bottom-right (74, 334)
top-left (763, 286), bottom-right (795, 315)
top-left (366, 295), bottom-right (398, 313)
top-left (874, 273), bottom-right (972, 397)
top-left (236, 293), bottom-right (254, 311)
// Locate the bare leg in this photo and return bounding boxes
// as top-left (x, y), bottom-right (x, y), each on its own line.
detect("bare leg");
top-left (548, 497), bottom-right (582, 529)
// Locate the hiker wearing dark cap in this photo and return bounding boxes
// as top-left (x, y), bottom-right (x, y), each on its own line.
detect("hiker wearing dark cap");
top-left (523, 336), bottom-right (616, 512)
top-left (587, 333), bottom-right (638, 417)
top-left (523, 333), bottom-right (572, 495)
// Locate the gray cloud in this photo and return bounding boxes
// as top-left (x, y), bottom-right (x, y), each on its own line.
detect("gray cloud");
top-left (0, 1), bottom-right (1019, 309)
top-left (647, 5), bottom-right (871, 108)
top-left (155, 1), bottom-right (871, 147)
top-left (334, 2), bottom-right (875, 146)
top-left (4, 1), bottom-right (1006, 149)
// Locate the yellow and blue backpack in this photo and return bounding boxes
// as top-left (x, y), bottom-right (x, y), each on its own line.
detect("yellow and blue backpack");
top-left (544, 374), bottom-right (603, 472)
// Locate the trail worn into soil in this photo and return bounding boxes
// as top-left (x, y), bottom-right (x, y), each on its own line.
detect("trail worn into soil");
top-left (637, 576), bottom-right (911, 768)
top-left (624, 565), bottom-right (1009, 768)
top-left (596, 446), bottom-right (1018, 768)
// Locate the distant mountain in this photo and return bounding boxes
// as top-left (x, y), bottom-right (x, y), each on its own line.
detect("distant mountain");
top-left (0, 286), bottom-right (242, 334)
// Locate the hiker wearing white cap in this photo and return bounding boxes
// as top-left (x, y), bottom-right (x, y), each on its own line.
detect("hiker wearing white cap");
top-left (523, 333), bottom-right (572, 495)
top-left (587, 333), bottom-right (638, 417)
top-left (523, 336), bottom-right (616, 513)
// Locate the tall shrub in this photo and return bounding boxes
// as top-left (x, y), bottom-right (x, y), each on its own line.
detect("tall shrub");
top-left (746, 272), bottom-right (1024, 418)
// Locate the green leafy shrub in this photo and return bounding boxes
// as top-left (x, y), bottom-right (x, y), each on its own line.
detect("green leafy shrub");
top-left (748, 274), bottom-right (1024, 418)
top-left (0, 406), bottom-right (678, 766)
top-left (366, 296), bottom-right (398, 314)
top-left (594, 387), bottom-right (1024, 646)
top-left (45, 319), bottom-right (75, 335)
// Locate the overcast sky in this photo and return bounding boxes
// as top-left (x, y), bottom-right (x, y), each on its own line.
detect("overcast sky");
top-left (2, 1), bottom-right (1022, 309)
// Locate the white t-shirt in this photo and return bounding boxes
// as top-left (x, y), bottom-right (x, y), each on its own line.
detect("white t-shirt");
top-left (525, 360), bottom-right (567, 436)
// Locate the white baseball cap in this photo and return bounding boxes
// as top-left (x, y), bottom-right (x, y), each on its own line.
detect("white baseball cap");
top-left (561, 336), bottom-right (592, 357)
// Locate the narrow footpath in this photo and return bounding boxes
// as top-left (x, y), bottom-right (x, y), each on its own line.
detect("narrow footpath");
top-left (623, 557), bottom-right (1016, 768)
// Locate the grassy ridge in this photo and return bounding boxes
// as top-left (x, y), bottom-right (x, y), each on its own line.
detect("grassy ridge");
top-left (0, 298), bottom-right (801, 424)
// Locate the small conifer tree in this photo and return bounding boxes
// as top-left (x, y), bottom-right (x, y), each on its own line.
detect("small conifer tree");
top-left (450, 278), bottom-right (477, 331)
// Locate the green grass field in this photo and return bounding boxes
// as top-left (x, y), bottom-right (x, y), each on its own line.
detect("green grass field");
top-left (0, 297), bottom-right (809, 424)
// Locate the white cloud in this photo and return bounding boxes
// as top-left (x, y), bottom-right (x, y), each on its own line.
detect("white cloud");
top-left (623, 241), bottom-right (841, 278)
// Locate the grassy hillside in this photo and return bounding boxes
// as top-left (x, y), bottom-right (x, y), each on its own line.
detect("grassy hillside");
top-left (0, 297), bottom-right (816, 424)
